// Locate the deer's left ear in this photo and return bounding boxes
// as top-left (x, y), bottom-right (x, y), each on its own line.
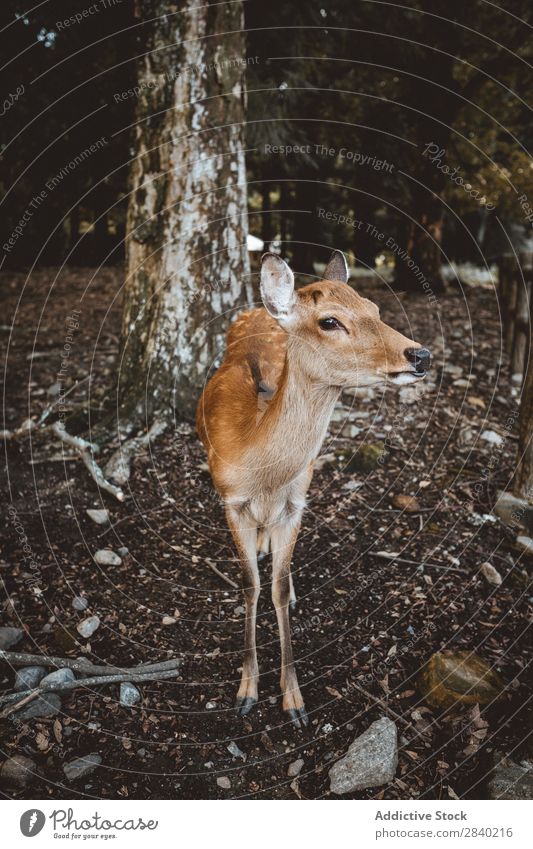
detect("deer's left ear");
top-left (260, 253), bottom-right (296, 321)
top-left (323, 249), bottom-right (349, 283)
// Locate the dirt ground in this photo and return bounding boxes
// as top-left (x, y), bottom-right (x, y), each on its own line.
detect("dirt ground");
top-left (1, 266), bottom-right (531, 800)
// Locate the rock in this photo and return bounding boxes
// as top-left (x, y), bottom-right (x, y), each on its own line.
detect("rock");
top-left (341, 424), bottom-right (362, 439)
top-left (117, 546), bottom-right (129, 557)
top-left (418, 651), bottom-right (505, 709)
top-left (162, 616), bottom-right (176, 625)
top-left (216, 776), bottom-right (231, 790)
top-left (72, 596), bottom-right (89, 612)
top-left (516, 536), bottom-right (533, 555)
top-left (481, 429), bottom-right (504, 446)
top-left (227, 741), bottom-right (246, 761)
top-left (205, 701), bottom-right (217, 710)
top-left (488, 754), bottom-right (533, 800)
top-left (86, 509), bottom-right (109, 525)
top-left (392, 494), bottom-right (420, 512)
top-left (14, 666), bottom-right (46, 691)
top-left (63, 753), bottom-right (102, 782)
top-left (15, 692), bottom-right (61, 720)
top-left (0, 627), bottom-right (24, 650)
top-left (76, 615), bottom-right (100, 638)
top-left (287, 758), bottom-right (304, 778)
top-left (40, 668), bottom-right (76, 688)
top-left (94, 549), bottom-right (121, 566)
top-left (329, 717), bottom-right (398, 794)
top-left (313, 453), bottom-right (336, 471)
top-left (493, 491), bottom-right (533, 533)
top-left (480, 562), bottom-right (502, 586)
top-left (120, 682), bottom-right (141, 707)
top-left (0, 755), bottom-right (38, 789)
top-left (343, 443), bottom-right (384, 474)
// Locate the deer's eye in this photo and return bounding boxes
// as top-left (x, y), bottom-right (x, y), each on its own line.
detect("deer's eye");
top-left (318, 316), bottom-right (346, 332)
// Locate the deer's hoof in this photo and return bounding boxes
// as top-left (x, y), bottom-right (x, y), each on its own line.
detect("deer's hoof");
top-left (235, 696), bottom-right (257, 717)
top-left (285, 705), bottom-right (309, 729)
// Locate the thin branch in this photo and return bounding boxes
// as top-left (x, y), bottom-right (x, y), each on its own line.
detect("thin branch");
top-left (0, 650), bottom-right (181, 676)
top-left (51, 421), bottom-right (125, 501)
top-left (104, 420), bottom-right (167, 485)
top-left (205, 559), bottom-right (239, 589)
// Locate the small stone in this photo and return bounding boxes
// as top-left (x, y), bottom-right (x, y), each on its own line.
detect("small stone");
top-left (287, 758), bottom-right (304, 778)
top-left (233, 605), bottom-right (245, 616)
top-left (77, 615), bottom-right (100, 638)
top-left (205, 701), bottom-right (217, 710)
top-left (120, 682), bottom-right (141, 707)
top-left (72, 596), bottom-right (89, 612)
top-left (418, 651), bottom-right (505, 709)
top-left (0, 627), bottom-right (24, 650)
top-left (40, 668), bottom-right (76, 688)
top-left (117, 547), bottom-right (129, 557)
top-left (480, 562), bottom-right (502, 586)
top-left (313, 453), bottom-right (336, 471)
top-left (162, 616), bottom-right (176, 625)
top-left (94, 549), bottom-right (121, 566)
top-left (341, 424), bottom-right (362, 439)
top-left (329, 717), bottom-right (398, 794)
top-left (216, 776), bottom-right (231, 789)
top-left (86, 509), bottom-right (109, 525)
top-left (516, 536), bottom-right (533, 555)
top-left (15, 693), bottom-right (61, 720)
top-left (227, 741), bottom-right (246, 761)
top-left (14, 666), bottom-right (46, 691)
top-left (488, 754), bottom-right (533, 800)
top-left (481, 429), bottom-right (504, 446)
top-left (392, 494), bottom-right (420, 512)
top-left (0, 755), bottom-right (38, 789)
top-left (63, 753), bottom-right (102, 782)
top-left (493, 491), bottom-right (533, 532)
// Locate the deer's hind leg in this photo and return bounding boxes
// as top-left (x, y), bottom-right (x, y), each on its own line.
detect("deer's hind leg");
top-left (226, 506), bottom-right (260, 716)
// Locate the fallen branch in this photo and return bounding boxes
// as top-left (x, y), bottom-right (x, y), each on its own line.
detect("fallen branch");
top-left (52, 421), bottom-right (125, 501)
top-left (371, 550), bottom-right (468, 574)
top-left (0, 668), bottom-right (181, 715)
top-left (0, 650), bottom-right (181, 676)
top-left (104, 420), bottom-right (167, 486)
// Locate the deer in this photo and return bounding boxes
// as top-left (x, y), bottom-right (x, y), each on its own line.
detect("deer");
top-left (196, 249), bottom-right (431, 728)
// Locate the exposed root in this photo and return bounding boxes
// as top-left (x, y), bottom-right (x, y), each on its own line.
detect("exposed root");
top-left (104, 420), bottom-right (167, 485)
top-left (51, 421), bottom-right (125, 502)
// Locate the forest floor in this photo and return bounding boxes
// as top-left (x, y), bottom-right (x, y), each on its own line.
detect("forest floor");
top-left (1, 266), bottom-right (531, 800)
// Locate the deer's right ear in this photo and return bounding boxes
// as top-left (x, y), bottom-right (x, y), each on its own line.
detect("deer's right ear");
top-left (260, 253), bottom-right (296, 321)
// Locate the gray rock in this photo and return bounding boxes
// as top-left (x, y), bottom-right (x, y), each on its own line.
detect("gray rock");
top-left (63, 753), bottom-right (102, 782)
top-left (516, 536), bottom-right (533, 555)
top-left (120, 682), bottom-right (141, 707)
top-left (287, 758), bottom-right (304, 778)
top-left (216, 776), bottom-right (231, 790)
top-left (329, 717), bottom-right (398, 794)
top-left (14, 666), bottom-right (46, 691)
top-left (0, 627), bottom-right (24, 650)
top-left (94, 549), bottom-right (121, 566)
top-left (481, 429), bottom-right (504, 446)
top-left (227, 741), bottom-right (246, 761)
top-left (480, 562), bottom-right (502, 586)
top-left (76, 615), bottom-right (100, 638)
top-left (493, 491), bottom-right (533, 533)
top-left (14, 693), bottom-right (61, 720)
top-left (72, 596), bottom-right (89, 612)
top-left (117, 546), bottom-right (129, 557)
top-left (488, 755), bottom-right (533, 800)
top-left (86, 509), bottom-right (109, 525)
top-left (40, 668), bottom-right (76, 689)
top-left (0, 755), bottom-right (38, 789)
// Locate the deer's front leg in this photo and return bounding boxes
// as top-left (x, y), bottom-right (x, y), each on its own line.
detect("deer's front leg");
top-left (226, 507), bottom-right (260, 716)
top-left (271, 514), bottom-right (308, 728)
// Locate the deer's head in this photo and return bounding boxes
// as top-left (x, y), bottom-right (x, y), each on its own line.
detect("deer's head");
top-left (260, 250), bottom-right (430, 388)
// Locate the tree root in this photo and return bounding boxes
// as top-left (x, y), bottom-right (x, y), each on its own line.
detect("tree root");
top-left (51, 422), bottom-right (125, 501)
top-left (104, 420), bottom-right (167, 485)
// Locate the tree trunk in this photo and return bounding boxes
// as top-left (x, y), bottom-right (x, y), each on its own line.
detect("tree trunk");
top-left (119, 0), bottom-right (251, 423)
top-left (514, 352), bottom-right (533, 501)
top-left (394, 195), bottom-right (446, 295)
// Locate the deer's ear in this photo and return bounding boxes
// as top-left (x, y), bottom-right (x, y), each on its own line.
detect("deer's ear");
top-left (260, 253), bottom-right (296, 320)
top-left (323, 249), bottom-right (349, 283)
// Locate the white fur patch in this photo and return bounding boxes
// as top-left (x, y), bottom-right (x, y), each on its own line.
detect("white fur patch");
top-left (390, 372), bottom-right (423, 385)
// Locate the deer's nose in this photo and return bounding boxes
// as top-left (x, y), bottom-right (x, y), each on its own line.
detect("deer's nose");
top-left (405, 347), bottom-right (431, 373)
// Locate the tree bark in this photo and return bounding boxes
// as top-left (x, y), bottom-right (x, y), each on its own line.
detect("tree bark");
top-left (514, 352), bottom-right (533, 501)
top-left (119, 0), bottom-right (251, 423)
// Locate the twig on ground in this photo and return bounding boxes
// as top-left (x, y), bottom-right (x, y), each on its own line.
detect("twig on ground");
top-left (0, 650), bottom-right (181, 676)
top-left (371, 550), bottom-right (468, 574)
top-left (205, 558), bottom-right (239, 589)
top-left (51, 421), bottom-right (125, 501)
top-left (104, 420), bottom-right (167, 486)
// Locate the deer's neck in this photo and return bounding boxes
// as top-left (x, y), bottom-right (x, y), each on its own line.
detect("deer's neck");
top-left (259, 337), bottom-right (340, 472)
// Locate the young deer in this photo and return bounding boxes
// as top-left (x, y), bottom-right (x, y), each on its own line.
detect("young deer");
top-left (196, 250), bottom-right (430, 727)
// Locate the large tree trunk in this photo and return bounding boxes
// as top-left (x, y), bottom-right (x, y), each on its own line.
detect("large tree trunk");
top-left (119, 0), bottom-right (251, 423)
top-left (514, 354), bottom-right (533, 501)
